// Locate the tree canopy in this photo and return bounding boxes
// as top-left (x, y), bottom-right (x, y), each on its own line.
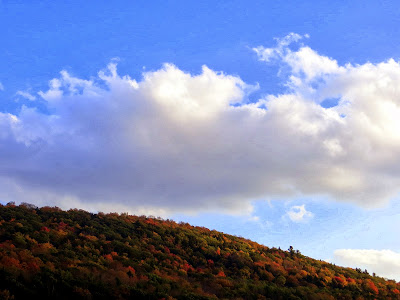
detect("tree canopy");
top-left (0, 203), bottom-right (398, 299)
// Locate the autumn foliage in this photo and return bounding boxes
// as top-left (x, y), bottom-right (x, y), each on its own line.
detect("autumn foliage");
top-left (0, 203), bottom-right (399, 299)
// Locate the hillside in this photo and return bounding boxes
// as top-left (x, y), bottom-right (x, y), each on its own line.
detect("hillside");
top-left (0, 203), bottom-right (398, 299)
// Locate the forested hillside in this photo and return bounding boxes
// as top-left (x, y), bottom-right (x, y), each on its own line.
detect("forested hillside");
top-left (0, 203), bottom-right (398, 299)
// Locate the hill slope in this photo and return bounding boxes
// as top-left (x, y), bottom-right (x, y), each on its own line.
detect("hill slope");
top-left (0, 203), bottom-right (398, 299)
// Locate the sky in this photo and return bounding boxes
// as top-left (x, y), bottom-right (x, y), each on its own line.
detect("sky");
top-left (2, 0), bottom-right (400, 280)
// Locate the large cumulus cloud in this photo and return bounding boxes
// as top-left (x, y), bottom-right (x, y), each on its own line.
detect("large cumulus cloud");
top-left (2, 34), bottom-right (400, 214)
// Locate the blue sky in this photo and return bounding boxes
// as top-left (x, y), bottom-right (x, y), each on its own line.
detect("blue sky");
top-left (2, 0), bottom-right (400, 280)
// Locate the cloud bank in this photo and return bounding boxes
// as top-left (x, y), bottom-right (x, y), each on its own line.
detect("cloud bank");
top-left (2, 34), bottom-right (400, 214)
top-left (334, 249), bottom-right (400, 281)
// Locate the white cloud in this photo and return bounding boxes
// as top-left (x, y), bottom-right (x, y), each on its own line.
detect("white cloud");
top-left (16, 91), bottom-right (36, 101)
top-left (248, 215), bottom-right (260, 222)
top-left (0, 82), bottom-right (4, 91)
top-left (285, 204), bottom-right (313, 223)
top-left (253, 32), bottom-right (306, 63)
top-left (2, 34), bottom-right (400, 214)
top-left (334, 249), bottom-right (400, 281)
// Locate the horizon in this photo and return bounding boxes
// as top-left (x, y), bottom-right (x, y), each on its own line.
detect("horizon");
top-left (2, 0), bottom-right (400, 281)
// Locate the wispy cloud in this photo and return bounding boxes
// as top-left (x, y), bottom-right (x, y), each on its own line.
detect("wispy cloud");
top-left (334, 249), bottom-right (400, 281)
top-left (0, 82), bottom-right (4, 91)
top-left (285, 205), bottom-right (313, 223)
top-left (2, 34), bottom-right (400, 214)
top-left (16, 91), bottom-right (36, 101)
top-left (253, 32), bottom-right (307, 63)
